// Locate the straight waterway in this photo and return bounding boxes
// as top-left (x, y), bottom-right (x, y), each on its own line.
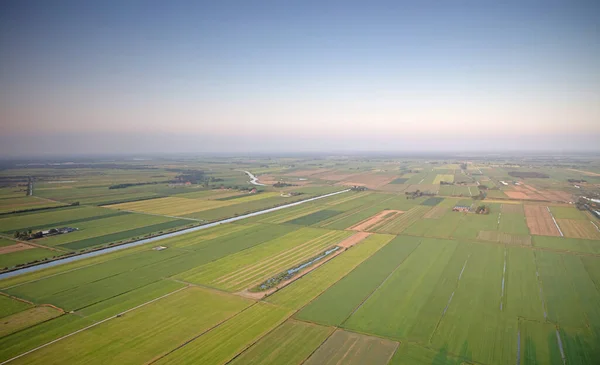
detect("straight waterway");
top-left (0, 189), bottom-right (350, 280)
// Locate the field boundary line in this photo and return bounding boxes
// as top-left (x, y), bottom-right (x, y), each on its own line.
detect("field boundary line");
top-left (532, 251), bottom-right (548, 320)
top-left (591, 220), bottom-right (600, 232)
top-left (146, 302), bottom-right (261, 365)
top-left (0, 285), bottom-right (189, 365)
top-left (296, 327), bottom-right (338, 365)
top-left (500, 247), bottom-right (507, 311)
top-left (339, 241), bottom-right (422, 327)
top-left (547, 207), bottom-right (563, 237)
top-left (109, 209), bottom-right (201, 221)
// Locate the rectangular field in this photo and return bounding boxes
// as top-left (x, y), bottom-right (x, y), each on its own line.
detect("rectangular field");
top-left (524, 205), bottom-right (561, 236)
top-left (343, 238), bottom-right (462, 342)
top-left (0, 306), bottom-right (63, 338)
top-left (477, 231), bottom-right (532, 245)
top-left (107, 196), bottom-right (233, 216)
top-left (153, 303), bottom-right (292, 365)
top-left (228, 319), bottom-right (334, 365)
top-left (372, 205), bottom-right (431, 234)
top-left (6, 287), bottom-right (253, 365)
top-left (433, 174), bottom-right (454, 184)
top-left (285, 209), bottom-right (342, 226)
top-left (303, 329), bottom-right (398, 365)
top-left (266, 233), bottom-right (394, 310)
top-left (296, 235), bottom-right (421, 326)
top-left (179, 228), bottom-right (351, 292)
top-left (556, 219), bottom-right (600, 240)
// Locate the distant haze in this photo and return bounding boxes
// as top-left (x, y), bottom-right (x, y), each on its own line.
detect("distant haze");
top-left (1, 1), bottom-right (599, 156)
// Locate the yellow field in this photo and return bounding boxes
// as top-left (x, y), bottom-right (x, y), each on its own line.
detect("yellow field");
top-left (108, 197), bottom-right (234, 216)
top-left (432, 174), bottom-right (454, 184)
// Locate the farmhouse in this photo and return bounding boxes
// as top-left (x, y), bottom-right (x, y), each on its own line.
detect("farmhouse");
top-left (453, 205), bottom-right (471, 212)
top-left (500, 181), bottom-right (509, 186)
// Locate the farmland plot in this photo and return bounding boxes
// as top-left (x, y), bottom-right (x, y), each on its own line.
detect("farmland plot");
top-left (343, 238), bottom-right (463, 342)
top-left (179, 228), bottom-right (351, 292)
top-left (524, 205), bottom-right (561, 236)
top-left (403, 212), bottom-right (463, 238)
top-left (0, 295), bottom-right (32, 318)
top-left (519, 320), bottom-right (563, 365)
top-left (154, 303), bottom-right (292, 365)
top-left (504, 248), bottom-right (545, 320)
top-left (556, 219), bottom-right (600, 240)
top-left (431, 244), bottom-right (516, 365)
top-left (0, 306), bottom-right (62, 337)
top-left (303, 329), bottom-right (398, 365)
top-left (7, 287), bottom-right (253, 365)
top-left (373, 205), bottom-right (431, 234)
top-left (107, 196), bottom-right (233, 216)
top-left (433, 174), bottom-right (455, 184)
top-left (229, 319), bottom-right (334, 365)
top-left (266, 233), bottom-right (394, 310)
top-left (532, 236), bottom-right (600, 255)
top-left (498, 213), bottom-right (530, 235)
top-left (388, 342), bottom-right (464, 365)
top-left (535, 251), bottom-right (588, 328)
top-left (0, 206), bottom-right (122, 234)
top-left (285, 209), bottom-right (343, 226)
top-left (296, 235), bottom-right (421, 326)
top-left (0, 280), bottom-right (185, 363)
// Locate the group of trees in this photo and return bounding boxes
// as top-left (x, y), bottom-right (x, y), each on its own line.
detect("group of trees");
top-left (475, 205), bottom-right (490, 214)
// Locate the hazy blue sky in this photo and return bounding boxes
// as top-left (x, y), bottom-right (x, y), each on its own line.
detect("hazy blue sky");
top-left (1, 1), bottom-right (599, 156)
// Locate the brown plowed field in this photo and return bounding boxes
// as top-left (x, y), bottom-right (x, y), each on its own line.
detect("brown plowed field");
top-left (556, 219), bottom-right (600, 240)
top-left (349, 210), bottom-right (403, 232)
top-left (424, 206), bottom-right (447, 219)
top-left (524, 205), bottom-right (560, 236)
top-left (505, 191), bottom-right (528, 199)
top-left (505, 185), bottom-right (571, 202)
top-left (501, 204), bottom-right (524, 214)
top-left (317, 172), bottom-right (361, 181)
top-left (339, 174), bottom-right (399, 190)
top-left (285, 169), bottom-right (332, 177)
top-left (0, 243), bottom-right (33, 254)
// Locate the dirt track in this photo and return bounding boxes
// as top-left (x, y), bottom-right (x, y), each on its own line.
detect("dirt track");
top-left (524, 205), bottom-right (560, 236)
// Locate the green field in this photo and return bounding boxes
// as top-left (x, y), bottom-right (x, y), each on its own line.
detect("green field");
top-left (1, 157), bottom-right (599, 365)
top-left (229, 319), bottom-right (334, 365)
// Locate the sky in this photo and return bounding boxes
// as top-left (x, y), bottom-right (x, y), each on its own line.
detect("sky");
top-left (1, 0), bottom-right (599, 156)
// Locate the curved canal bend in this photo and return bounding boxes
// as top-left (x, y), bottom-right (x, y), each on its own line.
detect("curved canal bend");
top-left (242, 170), bottom-right (267, 186)
top-left (0, 188), bottom-right (351, 280)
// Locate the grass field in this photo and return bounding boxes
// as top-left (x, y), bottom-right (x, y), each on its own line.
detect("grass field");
top-left (373, 205), bottom-right (431, 234)
top-left (303, 329), bottom-right (398, 365)
top-left (179, 228), bottom-right (351, 292)
top-left (433, 174), bottom-right (455, 184)
top-left (0, 196), bottom-right (63, 214)
top-left (267, 233), bottom-right (394, 309)
top-left (154, 303), bottom-right (292, 365)
top-left (0, 306), bottom-right (63, 338)
top-left (0, 295), bottom-right (32, 318)
top-left (229, 319), bottom-right (334, 365)
top-left (107, 196), bottom-right (234, 216)
top-left (8, 287), bottom-right (253, 365)
top-left (296, 235), bottom-right (420, 326)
